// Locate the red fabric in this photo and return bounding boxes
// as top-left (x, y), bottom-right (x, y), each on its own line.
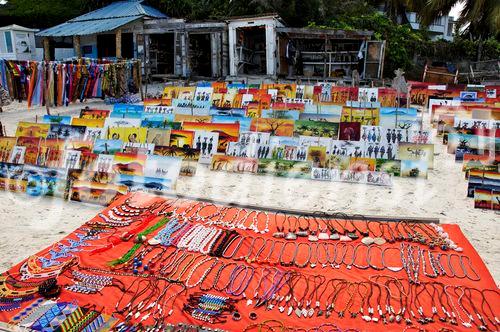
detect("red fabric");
top-left (0, 192), bottom-right (498, 332)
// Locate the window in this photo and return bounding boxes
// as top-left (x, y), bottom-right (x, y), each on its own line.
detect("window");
top-left (4, 31), bottom-right (13, 53)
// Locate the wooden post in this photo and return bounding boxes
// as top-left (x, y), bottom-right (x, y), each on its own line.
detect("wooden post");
top-left (42, 37), bottom-right (50, 61)
top-left (116, 29), bottom-right (122, 58)
top-left (73, 35), bottom-right (81, 58)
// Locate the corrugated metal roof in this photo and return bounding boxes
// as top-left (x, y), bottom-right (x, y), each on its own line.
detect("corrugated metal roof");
top-left (36, 0), bottom-right (168, 37)
top-left (37, 16), bottom-right (141, 37)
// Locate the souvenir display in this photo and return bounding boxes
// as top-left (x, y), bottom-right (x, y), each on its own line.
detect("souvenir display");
top-left (0, 58), bottom-right (141, 107)
top-left (0, 192), bottom-right (498, 332)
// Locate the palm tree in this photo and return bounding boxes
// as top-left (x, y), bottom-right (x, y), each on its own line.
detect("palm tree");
top-left (416, 0), bottom-right (499, 41)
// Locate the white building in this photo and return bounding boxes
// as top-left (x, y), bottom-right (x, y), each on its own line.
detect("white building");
top-left (406, 12), bottom-right (455, 41)
top-left (0, 25), bottom-right (38, 60)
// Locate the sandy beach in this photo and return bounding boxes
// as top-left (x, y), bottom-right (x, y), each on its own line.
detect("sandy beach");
top-left (0, 98), bottom-right (498, 284)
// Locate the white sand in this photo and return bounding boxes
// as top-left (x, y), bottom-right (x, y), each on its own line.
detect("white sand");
top-left (0, 99), bottom-right (498, 284)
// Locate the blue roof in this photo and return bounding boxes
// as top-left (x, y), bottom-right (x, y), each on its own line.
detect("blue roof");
top-left (37, 0), bottom-right (168, 37)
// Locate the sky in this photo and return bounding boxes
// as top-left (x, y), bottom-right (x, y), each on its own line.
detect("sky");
top-left (449, 1), bottom-right (464, 19)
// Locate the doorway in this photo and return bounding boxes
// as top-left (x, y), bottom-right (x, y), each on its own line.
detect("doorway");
top-left (236, 26), bottom-right (266, 75)
top-left (188, 33), bottom-right (212, 77)
top-left (149, 33), bottom-right (175, 75)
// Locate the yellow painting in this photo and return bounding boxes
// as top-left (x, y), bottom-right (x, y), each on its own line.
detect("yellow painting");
top-left (71, 118), bottom-right (105, 128)
top-left (341, 107), bottom-right (380, 125)
top-left (15, 122), bottom-right (50, 138)
top-left (108, 127), bottom-right (147, 143)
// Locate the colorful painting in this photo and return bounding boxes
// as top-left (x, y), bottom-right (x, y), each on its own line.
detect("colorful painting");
top-left (153, 145), bottom-right (200, 177)
top-left (146, 128), bottom-right (171, 146)
top-left (375, 159), bottom-right (401, 176)
top-left (15, 122), bottom-right (50, 138)
top-left (83, 127), bottom-right (105, 141)
top-left (174, 114), bottom-right (212, 123)
top-left (47, 124), bottom-right (86, 140)
top-left (69, 181), bottom-right (127, 206)
top-left (0, 163), bottom-right (26, 192)
top-left (293, 120), bottom-right (339, 138)
top-left (93, 139), bottom-right (123, 155)
top-left (193, 131), bottom-right (219, 164)
top-left (61, 150), bottom-right (81, 169)
top-left (122, 143), bottom-right (155, 155)
top-left (257, 159), bottom-right (312, 179)
top-left (299, 113), bottom-right (339, 122)
top-left (114, 174), bottom-right (173, 193)
top-left (401, 159), bottom-right (428, 179)
top-left (306, 146), bottom-right (327, 168)
top-left (210, 155), bottom-right (258, 174)
top-left (212, 115), bottom-right (252, 132)
top-left (71, 118), bottom-right (105, 128)
top-left (112, 153), bottom-right (147, 176)
top-left (339, 122), bottom-right (361, 141)
top-left (64, 140), bottom-right (93, 154)
top-left (182, 122), bottom-right (239, 152)
top-left (349, 157), bottom-right (376, 172)
top-left (398, 143), bottom-right (435, 169)
top-left (250, 118), bottom-right (295, 137)
top-left (169, 130), bottom-right (195, 148)
top-left (93, 154), bottom-right (115, 173)
top-left (0, 137), bottom-right (17, 162)
top-left (144, 155), bottom-right (182, 182)
top-left (108, 127), bottom-right (147, 143)
top-left (15, 136), bottom-right (41, 165)
top-left (8, 146), bottom-right (26, 164)
top-left (341, 107), bottom-right (380, 125)
top-left (42, 115), bottom-right (72, 125)
top-left (22, 165), bottom-right (67, 197)
top-left (80, 108), bottom-right (111, 119)
top-left (38, 139), bottom-right (65, 168)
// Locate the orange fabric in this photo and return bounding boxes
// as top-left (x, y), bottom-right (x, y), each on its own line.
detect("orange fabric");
top-left (0, 192), bottom-right (498, 332)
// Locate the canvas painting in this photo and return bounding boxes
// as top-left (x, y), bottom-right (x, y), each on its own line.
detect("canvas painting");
top-left (114, 174), bottom-right (173, 193)
top-left (69, 181), bottom-right (127, 206)
top-left (398, 143), bottom-right (434, 169)
top-left (112, 153), bottom-right (147, 176)
top-left (358, 88), bottom-right (379, 102)
top-left (330, 140), bottom-right (364, 157)
top-left (299, 113), bottom-right (339, 122)
top-left (144, 105), bottom-right (174, 114)
top-left (401, 159), bottom-right (428, 179)
top-left (104, 117), bottom-right (141, 128)
top-left (250, 118), bottom-right (294, 137)
top-left (0, 137), bottom-right (17, 162)
top-left (71, 118), bottom-right (105, 128)
top-left (153, 145), bottom-right (200, 177)
top-left (474, 188), bottom-right (492, 209)
top-left (38, 139), bottom-right (65, 168)
top-left (15, 136), bottom-right (41, 165)
top-left (146, 128), bottom-right (171, 146)
top-left (193, 131), bottom-right (219, 164)
top-left (47, 124), bottom-right (86, 140)
top-left (375, 159), bottom-right (401, 176)
top-left (261, 110), bottom-right (300, 120)
top-left (0, 163), bottom-right (26, 192)
top-left (492, 190), bottom-right (500, 210)
top-left (341, 107), bottom-right (380, 125)
top-left (182, 122), bottom-right (239, 152)
top-left (212, 115), bottom-right (252, 132)
top-left (293, 120), bottom-right (339, 138)
top-left (169, 130), bottom-right (195, 148)
top-left (61, 150), bottom-right (81, 169)
top-left (79, 108), bottom-right (110, 119)
top-left (83, 127), bottom-right (105, 141)
top-left (79, 152), bottom-right (99, 171)
top-left (361, 141), bottom-right (398, 160)
top-left (306, 146), bottom-right (327, 168)
top-left (239, 131), bottom-right (271, 145)
top-left (226, 142), bottom-right (272, 159)
top-left (349, 157), bottom-right (376, 172)
top-left (122, 143), bottom-right (155, 156)
top-left (8, 146), bottom-right (26, 164)
top-left (93, 154), bottom-right (115, 173)
top-left (144, 155), bottom-right (182, 182)
top-left (339, 170), bottom-right (368, 184)
top-left (366, 171), bottom-right (393, 186)
top-left (325, 154), bottom-right (350, 170)
top-left (339, 122), bottom-right (361, 141)
top-left (42, 115), bottom-right (72, 125)
top-left (93, 139), bottom-right (123, 155)
top-left (174, 114), bottom-right (212, 123)
top-left (108, 127), bottom-right (147, 143)
top-left (257, 159), bottom-right (312, 179)
top-left (64, 140), bottom-right (93, 154)
top-left (211, 155), bottom-right (258, 174)
top-left (22, 165), bottom-right (67, 198)
top-left (311, 167), bottom-right (340, 181)
top-left (15, 122), bottom-right (50, 138)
